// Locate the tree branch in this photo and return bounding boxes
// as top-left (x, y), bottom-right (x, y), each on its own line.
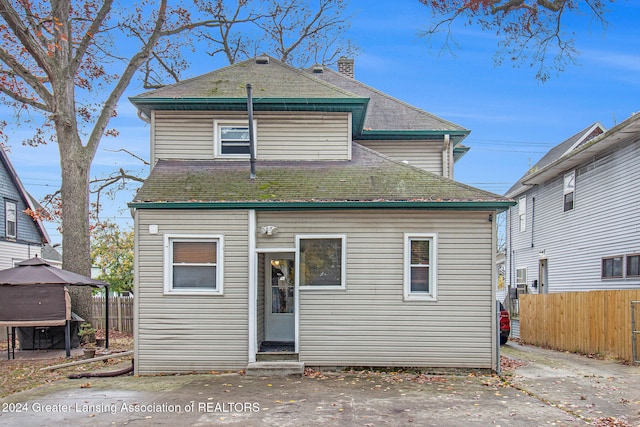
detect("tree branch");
top-left (85, 0), bottom-right (168, 157)
top-left (71, 0), bottom-right (115, 76)
top-left (0, 0), bottom-right (54, 77)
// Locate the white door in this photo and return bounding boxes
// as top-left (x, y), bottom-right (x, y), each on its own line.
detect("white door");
top-left (264, 254), bottom-right (295, 342)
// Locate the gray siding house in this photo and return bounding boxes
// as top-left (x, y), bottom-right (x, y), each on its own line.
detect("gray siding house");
top-left (505, 113), bottom-right (640, 300)
top-left (0, 147), bottom-right (49, 269)
top-left (129, 56), bottom-right (513, 375)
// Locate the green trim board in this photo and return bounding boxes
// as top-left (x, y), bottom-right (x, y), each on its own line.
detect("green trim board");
top-left (129, 96), bottom-right (369, 138)
top-left (129, 200), bottom-right (515, 210)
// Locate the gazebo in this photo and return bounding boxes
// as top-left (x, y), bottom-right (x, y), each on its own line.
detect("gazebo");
top-left (0, 257), bottom-right (109, 358)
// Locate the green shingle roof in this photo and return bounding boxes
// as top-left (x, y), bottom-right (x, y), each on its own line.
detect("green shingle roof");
top-left (131, 144), bottom-right (511, 210)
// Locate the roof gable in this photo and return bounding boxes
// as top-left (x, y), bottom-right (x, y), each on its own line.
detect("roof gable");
top-left (505, 122), bottom-right (606, 198)
top-left (0, 147), bottom-right (49, 243)
top-left (520, 113), bottom-right (640, 188)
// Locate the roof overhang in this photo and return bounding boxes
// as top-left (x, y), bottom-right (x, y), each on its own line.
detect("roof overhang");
top-left (129, 200), bottom-right (515, 211)
top-left (129, 96), bottom-right (369, 138)
top-left (521, 113), bottom-right (640, 187)
top-left (357, 129), bottom-right (469, 143)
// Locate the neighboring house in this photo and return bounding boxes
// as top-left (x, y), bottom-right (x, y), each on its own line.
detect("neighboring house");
top-left (129, 55), bottom-right (513, 375)
top-left (0, 147), bottom-right (49, 269)
top-left (504, 113), bottom-right (640, 302)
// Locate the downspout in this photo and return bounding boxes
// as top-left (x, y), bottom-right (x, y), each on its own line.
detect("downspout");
top-left (246, 84), bottom-right (256, 180)
top-left (442, 134), bottom-right (450, 178)
top-left (531, 197), bottom-right (535, 248)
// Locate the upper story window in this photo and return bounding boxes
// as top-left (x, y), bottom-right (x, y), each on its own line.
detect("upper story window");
top-left (164, 235), bottom-right (224, 295)
top-left (563, 171), bottom-right (575, 212)
top-left (5, 200), bottom-right (16, 239)
top-left (518, 196), bottom-right (526, 232)
top-left (214, 120), bottom-right (256, 158)
top-left (297, 235), bottom-right (346, 289)
top-left (404, 233), bottom-right (437, 301)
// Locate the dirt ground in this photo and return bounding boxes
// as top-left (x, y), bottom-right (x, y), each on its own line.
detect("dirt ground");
top-left (0, 330), bottom-right (133, 398)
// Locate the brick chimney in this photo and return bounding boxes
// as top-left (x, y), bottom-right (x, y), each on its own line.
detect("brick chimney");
top-left (337, 57), bottom-right (354, 78)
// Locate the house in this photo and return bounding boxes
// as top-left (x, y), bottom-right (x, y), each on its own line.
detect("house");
top-left (504, 113), bottom-right (640, 304)
top-left (129, 56), bottom-right (513, 375)
top-left (0, 146), bottom-right (50, 269)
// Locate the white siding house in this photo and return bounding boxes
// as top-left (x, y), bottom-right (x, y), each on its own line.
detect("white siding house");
top-left (505, 113), bottom-right (640, 300)
top-left (129, 56), bottom-right (513, 375)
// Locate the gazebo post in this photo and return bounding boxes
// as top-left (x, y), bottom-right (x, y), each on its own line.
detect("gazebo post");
top-left (105, 285), bottom-right (109, 349)
top-left (65, 319), bottom-right (71, 358)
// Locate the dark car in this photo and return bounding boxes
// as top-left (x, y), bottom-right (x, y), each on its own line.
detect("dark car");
top-left (498, 301), bottom-right (511, 345)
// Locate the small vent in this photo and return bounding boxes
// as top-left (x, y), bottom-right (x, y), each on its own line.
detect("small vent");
top-left (256, 56), bottom-right (270, 65)
top-left (312, 65), bottom-right (324, 73)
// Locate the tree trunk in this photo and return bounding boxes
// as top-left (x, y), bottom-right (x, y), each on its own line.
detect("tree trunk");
top-left (57, 122), bottom-right (94, 324)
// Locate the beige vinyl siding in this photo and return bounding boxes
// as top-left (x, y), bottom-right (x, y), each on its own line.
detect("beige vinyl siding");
top-left (135, 210), bottom-right (249, 374)
top-left (153, 111), bottom-right (351, 162)
top-left (358, 140), bottom-right (444, 175)
top-left (256, 210), bottom-right (495, 369)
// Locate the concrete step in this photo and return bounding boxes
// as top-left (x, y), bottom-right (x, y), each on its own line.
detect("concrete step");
top-left (256, 352), bottom-right (299, 362)
top-left (245, 361), bottom-right (305, 377)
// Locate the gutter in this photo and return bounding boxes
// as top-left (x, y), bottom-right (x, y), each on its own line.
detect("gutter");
top-left (129, 200), bottom-right (516, 211)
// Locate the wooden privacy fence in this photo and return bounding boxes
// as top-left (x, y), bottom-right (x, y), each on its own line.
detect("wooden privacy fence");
top-left (520, 290), bottom-right (640, 363)
top-left (92, 295), bottom-right (133, 334)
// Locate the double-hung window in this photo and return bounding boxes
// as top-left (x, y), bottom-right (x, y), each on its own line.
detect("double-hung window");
top-left (563, 171), bottom-right (575, 212)
top-left (5, 200), bottom-right (16, 239)
top-left (518, 197), bottom-right (526, 232)
top-left (164, 235), bottom-right (223, 295)
top-left (214, 120), bottom-right (256, 158)
top-left (404, 233), bottom-right (437, 300)
top-left (297, 235), bottom-right (345, 289)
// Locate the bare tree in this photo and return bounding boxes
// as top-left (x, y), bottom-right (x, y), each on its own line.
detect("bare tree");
top-left (0, 1), bottom-right (354, 320)
top-left (144, 0), bottom-right (356, 89)
top-left (418, 0), bottom-right (612, 81)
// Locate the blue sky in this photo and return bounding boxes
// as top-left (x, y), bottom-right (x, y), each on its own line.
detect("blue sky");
top-left (4, 1), bottom-right (640, 245)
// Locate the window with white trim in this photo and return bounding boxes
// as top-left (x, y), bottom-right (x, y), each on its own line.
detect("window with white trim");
top-left (214, 120), bottom-right (256, 158)
top-left (164, 235), bottom-right (223, 295)
top-left (404, 233), bottom-right (437, 300)
top-left (297, 235), bottom-right (345, 289)
top-left (602, 256), bottom-right (623, 279)
top-left (518, 197), bottom-right (526, 232)
top-left (563, 171), bottom-right (575, 212)
top-left (5, 200), bottom-right (16, 239)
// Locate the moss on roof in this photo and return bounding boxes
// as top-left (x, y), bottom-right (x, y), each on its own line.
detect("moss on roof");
top-left (132, 56), bottom-right (362, 101)
top-left (133, 144), bottom-right (509, 207)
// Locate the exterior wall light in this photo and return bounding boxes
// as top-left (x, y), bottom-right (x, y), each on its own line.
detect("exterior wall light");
top-left (260, 226), bottom-right (278, 236)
